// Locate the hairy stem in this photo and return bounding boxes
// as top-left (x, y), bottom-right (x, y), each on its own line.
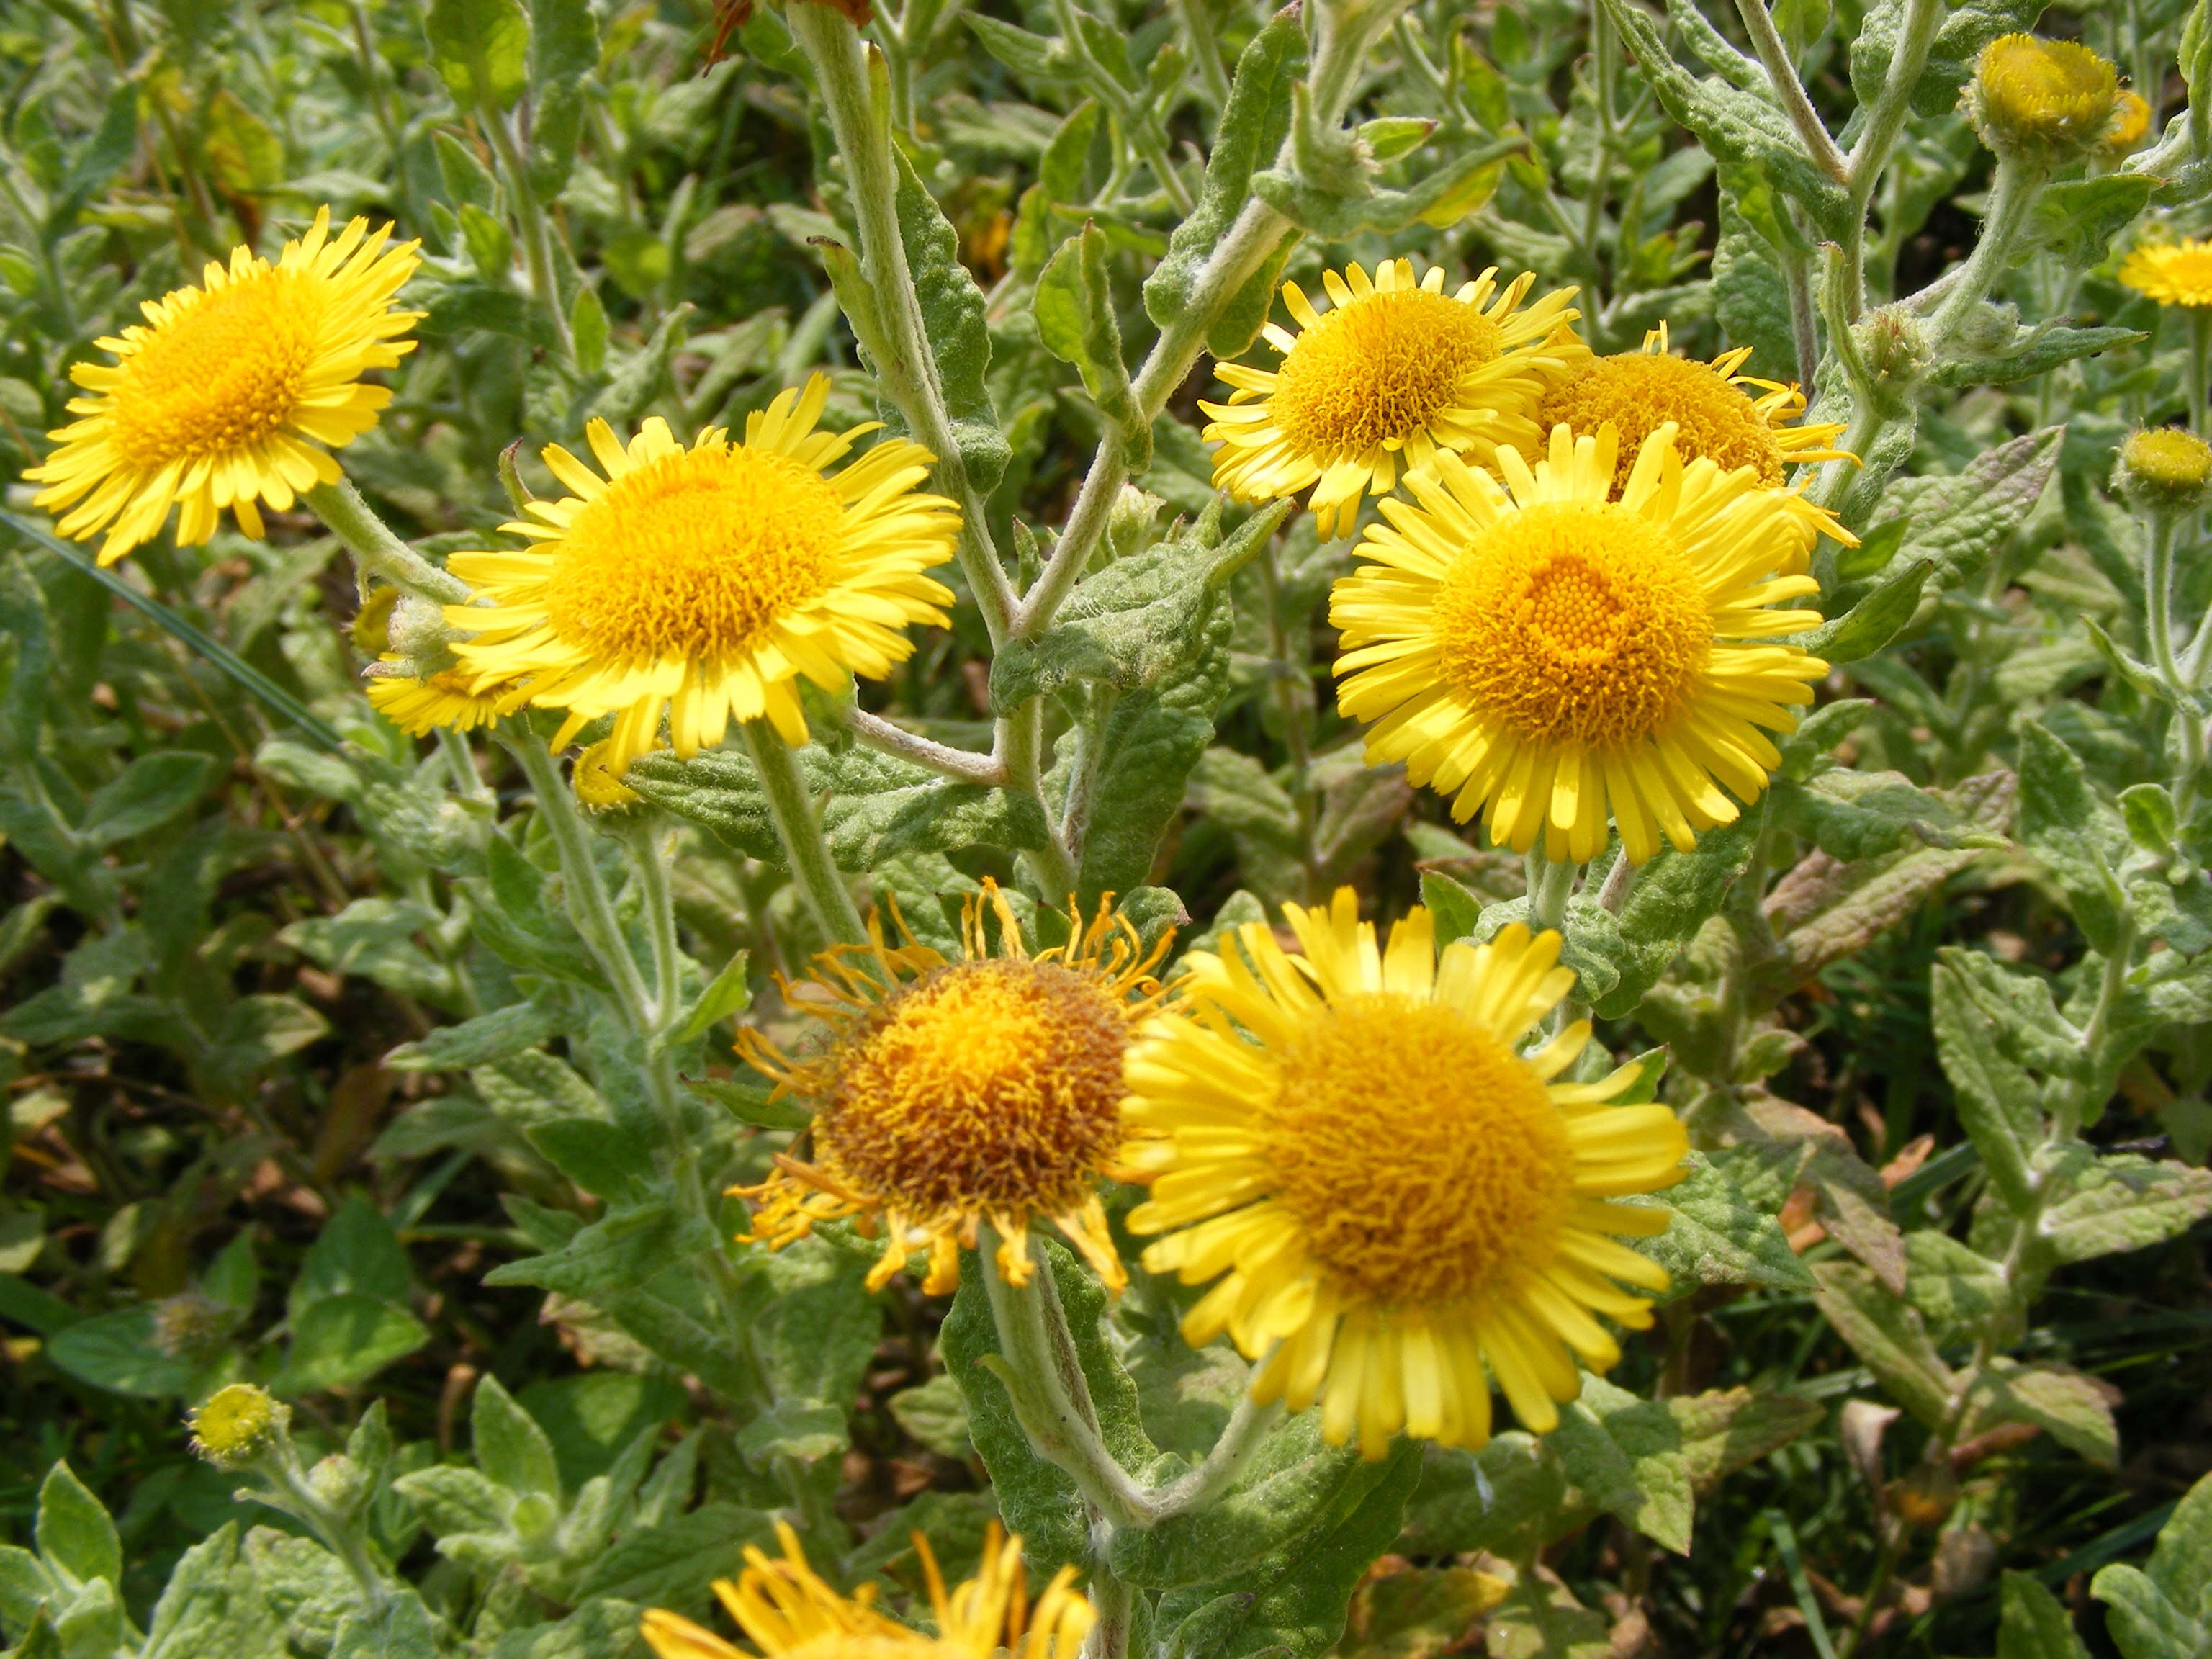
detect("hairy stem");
top-left (1925, 158), bottom-right (2044, 346)
top-left (304, 480), bottom-right (471, 604)
top-left (739, 719), bottom-right (868, 945)
top-left (846, 707), bottom-right (1008, 786)
top-left (1732, 0), bottom-right (1850, 184)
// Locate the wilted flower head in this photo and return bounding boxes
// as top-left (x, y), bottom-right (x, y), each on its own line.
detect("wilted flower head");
top-left (188, 1383), bottom-right (288, 1468)
top-left (1966, 35), bottom-right (2122, 164)
top-left (153, 1290), bottom-right (239, 1364)
top-left (736, 884), bottom-right (1170, 1295)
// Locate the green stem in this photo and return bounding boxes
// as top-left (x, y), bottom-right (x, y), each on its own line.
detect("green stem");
top-left (1731, 0), bottom-right (1849, 184)
top-left (1925, 158), bottom-right (2044, 348)
top-left (626, 822), bottom-right (685, 1032)
top-left (1524, 850), bottom-right (1578, 932)
top-left (263, 1446), bottom-right (393, 1616)
top-left (2190, 310), bottom-right (2211, 435)
top-left (503, 733), bottom-right (654, 1019)
top-left (787, 4), bottom-right (1017, 642)
top-left (739, 719), bottom-right (868, 945)
top-left (1174, 0), bottom-right (1230, 107)
top-left (304, 480), bottom-right (471, 605)
top-left (2146, 513), bottom-right (2208, 817)
top-left (476, 102), bottom-right (574, 361)
top-left (1262, 540), bottom-right (1321, 902)
top-left (1838, 0), bottom-right (1943, 318)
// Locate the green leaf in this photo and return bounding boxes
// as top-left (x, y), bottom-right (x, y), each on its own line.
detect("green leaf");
top-left (0, 1547), bottom-right (54, 1628)
top-left (1998, 1570), bottom-right (2092, 1659)
top-left (516, 1373), bottom-right (686, 1491)
top-left (734, 1234), bottom-right (882, 1428)
top-left (1144, 11), bottom-right (1305, 349)
top-left (965, 14), bottom-right (1074, 91)
top-left (1034, 222), bottom-right (1147, 466)
top-left (2016, 722), bottom-right (2131, 953)
top-left (1848, 0), bottom-right (2049, 115)
top-left (1151, 1441), bottom-right (1422, 1659)
top-left (1809, 1262), bottom-right (1956, 1427)
top-left (1398, 1437), bottom-right (1581, 1560)
top-left (1931, 325), bottom-right (2145, 389)
top-left (2091, 1561), bottom-right (2207, 1659)
top-left (1868, 429), bottom-right (2061, 594)
top-left (45, 1308), bottom-right (197, 1398)
top-left (1903, 1231), bottom-right (2014, 1344)
top-left (385, 1003), bottom-right (559, 1071)
top-left (1930, 950), bottom-right (2056, 1214)
top-left (2037, 1154), bottom-right (2212, 1264)
top-left (526, 1118), bottom-right (657, 1205)
top-left (573, 1503), bottom-right (776, 1619)
top-left (293, 1195), bottom-right (414, 1316)
top-left (1545, 1376), bottom-right (1694, 1554)
top-left (734, 1400), bottom-right (848, 1465)
top-left (483, 1200), bottom-right (719, 1298)
top-left (279, 1295), bottom-right (431, 1393)
top-left (1712, 181), bottom-right (1799, 382)
top-left (526, 0), bottom-right (599, 195)
top-left (624, 750), bottom-right (781, 863)
top-left (79, 753), bottom-right (215, 848)
top-left (2145, 1468), bottom-right (2212, 1618)
top-left (201, 995), bottom-right (331, 1096)
top-left (485, 1599), bottom-right (650, 1659)
top-left (991, 501), bottom-right (1291, 710)
top-left (473, 1374), bottom-right (564, 1502)
top-left (941, 1240), bottom-right (1166, 1573)
top-left (889, 1374), bottom-right (973, 1460)
top-left (138, 1524), bottom-right (284, 1659)
top-left (891, 144), bottom-right (1007, 494)
top-left (670, 949), bottom-right (750, 1046)
top-left (1807, 560), bottom-right (1930, 663)
top-left (817, 749), bottom-right (1051, 870)
top-left (1592, 817), bottom-right (1761, 1019)
top-left (35, 1463), bottom-right (118, 1592)
top-left (331, 1589), bottom-right (439, 1659)
top-left (424, 0), bottom-right (529, 109)
top-left (1666, 1388), bottom-right (1822, 1490)
top-left (391, 1464), bottom-right (509, 1539)
top-left (1483, 1568), bottom-right (1611, 1659)
top-left (1966, 1361), bottom-right (2120, 1467)
top-left (683, 1074), bottom-right (812, 1130)
top-left (282, 899), bottom-right (457, 1008)
top-left (2031, 177), bottom-right (2160, 266)
top-left (1622, 1154), bottom-right (1815, 1299)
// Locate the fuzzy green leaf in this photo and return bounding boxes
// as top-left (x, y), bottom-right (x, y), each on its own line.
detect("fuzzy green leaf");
top-left (1034, 221), bottom-right (1147, 466)
top-left (1623, 1154), bottom-right (1815, 1299)
top-left (1810, 1261), bottom-right (1956, 1426)
top-left (424, 0), bottom-right (530, 109)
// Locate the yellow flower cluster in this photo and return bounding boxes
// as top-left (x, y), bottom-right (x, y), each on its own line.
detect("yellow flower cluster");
top-left (1205, 260), bottom-right (1856, 866)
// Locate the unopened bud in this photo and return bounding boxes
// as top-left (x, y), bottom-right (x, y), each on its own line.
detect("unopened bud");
top-left (2116, 428), bottom-right (2212, 513)
top-left (387, 593), bottom-right (459, 662)
top-left (2102, 90), bottom-right (2152, 156)
top-left (1107, 485), bottom-right (1166, 562)
top-left (1853, 305), bottom-right (1932, 414)
top-left (188, 1383), bottom-right (288, 1469)
top-left (1966, 35), bottom-right (2122, 166)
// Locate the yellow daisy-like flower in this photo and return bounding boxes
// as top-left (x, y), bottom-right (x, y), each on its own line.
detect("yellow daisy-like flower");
top-left (2119, 238), bottom-right (2212, 308)
top-left (1201, 258), bottom-right (1580, 539)
top-left (2103, 90), bottom-right (2152, 156)
top-left (1528, 324), bottom-right (1853, 508)
top-left (27, 209), bottom-right (421, 565)
top-left (642, 1520), bottom-right (1090, 1659)
top-left (444, 375), bottom-right (958, 776)
top-left (1331, 425), bottom-right (1845, 866)
top-left (735, 883), bottom-right (1172, 1296)
top-left (1122, 892), bottom-right (1689, 1459)
top-left (365, 660), bottom-right (530, 737)
top-left (573, 739), bottom-right (644, 811)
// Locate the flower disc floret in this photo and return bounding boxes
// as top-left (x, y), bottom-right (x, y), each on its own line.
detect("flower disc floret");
top-left (27, 208), bottom-right (421, 565)
top-left (2119, 238), bottom-right (2212, 308)
top-left (445, 375), bottom-right (958, 776)
top-left (1202, 259), bottom-right (1580, 538)
top-left (737, 884), bottom-right (1171, 1295)
top-left (641, 1521), bottom-right (1089, 1659)
top-left (1123, 893), bottom-right (1690, 1458)
top-left (1331, 425), bottom-right (1847, 864)
top-left (1969, 35), bottom-right (2121, 162)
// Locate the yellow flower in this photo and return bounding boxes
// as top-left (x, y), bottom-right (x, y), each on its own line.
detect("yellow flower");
top-left (445, 375), bottom-right (958, 776)
top-left (2119, 238), bottom-right (2212, 307)
top-left (736, 884), bottom-right (1172, 1295)
top-left (1201, 258), bottom-right (1580, 539)
top-left (1528, 324), bottom-right (1853, 503)
top-left (365, 660), bottom-right (530, 737)
top-left (188, 1383), bottom-right (288, 1467)
top-left (2103, 90), bottom-right (2152, 155)
top-left (1122, 892), bottom-right (1689, 1459)
top-left (1966, 34), bottom-right (2121, 163)
top-left (574, 739), bottom-right (644, 811)
top-left (2116, 427), bottom-right (2212, 512)
top-left (1331, 426), bottom-right (1845, 866)
top-left (642, 1520), bottom-right (1090, 1659)
top-left (27, 209), bottom-right (420, 565)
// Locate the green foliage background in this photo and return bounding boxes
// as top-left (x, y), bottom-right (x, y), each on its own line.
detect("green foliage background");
top-left (0, 0), bottom-right (2211, 1654)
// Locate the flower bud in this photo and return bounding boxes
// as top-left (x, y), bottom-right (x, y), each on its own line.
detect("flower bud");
top-left (2102, 90), bottom-right (2153, 156)
top-left (188, 1383), bottom-right (289, 1469)
top-left (1853, 305), bottom-right (1932, 415)
top-left (574, 739), bottom-right (644, 813)
top-left (1966, 35), bottom-right (2123, 166)
top-left (2116, 428), bottom-right (2212, 513)
top-left (351, 585), bottom-right (399, 657)
top-left (1107, 485), bottom-right (1166, 562)
top-left (387, 593), bottom-right (459, 662)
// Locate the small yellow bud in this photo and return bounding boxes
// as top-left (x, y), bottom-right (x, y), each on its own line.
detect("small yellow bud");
top-left (188, 1383), bottom-right (288, 1469)
top-left (1966, 35), bottom-right (2122, 165)
top-left (2103, 90), bottom-right (2153, 155)
top-left (573, 739), bottom-right (644, 812)
top-left (2117, 428), bottom-right (2212, 513)
top-left (351, 585), bottom-right (400, 657)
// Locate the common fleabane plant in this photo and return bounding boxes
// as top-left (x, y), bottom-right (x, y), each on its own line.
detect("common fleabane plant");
top-left (3, 0), bottom-right (2212, 1655)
